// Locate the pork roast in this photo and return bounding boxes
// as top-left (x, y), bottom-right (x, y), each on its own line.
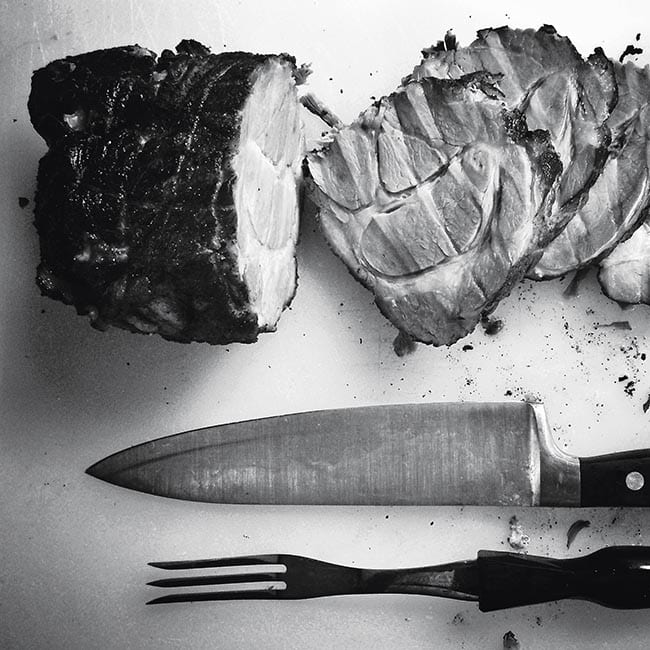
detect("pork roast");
top-left (29, 40), bottom-right (304, 344)
top-left (532, 61), bottom-right (650, 278)
top-left (598, 220), bottom-right (650, 303)
top-left (413, 26), bottom-right (617, 246)
top-left (307, 72), bottom-right (561, 345)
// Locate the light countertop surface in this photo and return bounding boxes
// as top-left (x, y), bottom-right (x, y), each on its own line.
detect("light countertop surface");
top-left (3, 1), bottom-right (650, 648)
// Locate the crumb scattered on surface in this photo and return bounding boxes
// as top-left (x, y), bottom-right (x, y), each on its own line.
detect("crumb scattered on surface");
top-left (451, 612), bottom-right (465, 625)
top-left (619, 44), bottom-right (643, 62)
top-left (503, 631), bottom-right (520, 649)
top-left (507, 516), bottom-right (529, 551)
top-left (566, 519), bottom-right (591, 548)
top-left (624, 380), bottom-right (636, 396)
top-left (481, 314), bottom-right (504, 336)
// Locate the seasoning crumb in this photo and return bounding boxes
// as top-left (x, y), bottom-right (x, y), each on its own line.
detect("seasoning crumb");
top-left (566, 519), bottom-right (591, 549)
top-left (507, 516), bottom-right (529, 551)
top-left (481, 314), bottom-right (504, 336)
top-left (620, 44), bottom-right (644, 62)
top-left (643, 395), bottom-right (650, 413)
top-left (462, 344), bottom-right (474, 351)
top-left (503, 631), bottom-right (520, 649)
top-left (393, 331), bottom-right (417, 356)
top-left (451, 612), bottom-right (465, 625)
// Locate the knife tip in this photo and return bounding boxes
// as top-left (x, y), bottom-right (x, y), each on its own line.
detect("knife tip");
top-left (85, 461), bottom-right (103, 479)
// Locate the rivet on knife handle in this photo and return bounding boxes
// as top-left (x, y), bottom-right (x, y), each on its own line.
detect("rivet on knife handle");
top-left (579, 450), bottom-right (650, 506)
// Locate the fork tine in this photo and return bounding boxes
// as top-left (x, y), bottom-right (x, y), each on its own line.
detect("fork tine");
top-left (147, 554), bottom-right (365, 602)
top-left (147, 587), bottom-right (286, 605)
top-left (148, 554), bottom-right (283, 570)
top-left (148, 572), bottom-right (283, 588)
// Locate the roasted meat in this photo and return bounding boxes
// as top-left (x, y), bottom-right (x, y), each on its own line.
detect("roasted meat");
top-left (532, 61), bottom-right (650, 278)
top-left (307, 72), bottom-right (561, 345)
top-left (598, 220), bottom-right (650, 303)
top-left (413, 26), bottom-right (617, 244)
top-left (29, 40), bottom-right (304, 344)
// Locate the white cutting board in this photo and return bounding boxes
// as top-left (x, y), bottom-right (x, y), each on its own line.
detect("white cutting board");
top-left (2, 1), bottom-right (650, 648)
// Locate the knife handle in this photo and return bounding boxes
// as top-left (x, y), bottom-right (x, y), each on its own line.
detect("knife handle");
top-left (477, 546), bottom-right (650, 611)
top-left (580, 449), bottom-right (650, 506)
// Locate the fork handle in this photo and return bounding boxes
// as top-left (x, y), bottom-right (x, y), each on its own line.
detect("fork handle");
top-left (477, 546), bottom-right (650, 611)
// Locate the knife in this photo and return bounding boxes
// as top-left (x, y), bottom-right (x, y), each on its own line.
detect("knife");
top-left (86, 401), bottom-right (650, 506)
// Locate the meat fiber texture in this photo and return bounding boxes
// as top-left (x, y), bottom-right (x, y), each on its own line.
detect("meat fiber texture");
top-left (307, 72), bottom-right (561, 346)
top-left (533, 61), bottom-right (650, 278)
top-left (598, 221), bottom-right (650, 303)
top-left (29, 40), bottom-right (304, 344)
top-left (591, 62), bottom-right (650, 305)
top-left (412, 26), bottom-right (617, 252)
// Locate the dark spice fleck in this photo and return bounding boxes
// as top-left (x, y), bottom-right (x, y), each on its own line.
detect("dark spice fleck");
top-left (618, 375), bottom-right (629, 382)
top-left (462, 344), bottom-right (474, 351)
top-left (625, 380), bottom-right (636, 396)
top-left (619, 44), bottom-right (643, 62)
top-left (18, 196), bottom-right (29, 208)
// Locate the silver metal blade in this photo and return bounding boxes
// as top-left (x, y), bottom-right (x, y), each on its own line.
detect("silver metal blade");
top-left (86, 402), bottom-right (553, 506)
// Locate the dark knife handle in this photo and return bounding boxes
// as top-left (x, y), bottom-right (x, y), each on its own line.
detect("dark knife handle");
top-left (580, 449), bottom-right (650, 506)
top-left (477, 546), bottom-right (650, 611)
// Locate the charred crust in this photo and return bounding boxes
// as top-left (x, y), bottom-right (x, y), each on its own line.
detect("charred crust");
top-left (29, 41), bottom-right (296, 344)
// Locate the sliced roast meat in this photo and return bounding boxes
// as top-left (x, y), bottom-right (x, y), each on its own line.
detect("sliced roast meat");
top-left (412, 25), bottom-right (617, 242)
top-left (307, 72), bottom-right (561, 346)
top-left (29, 40), bottom-right (304, 344)
top-left (532, 61), bottom-right (650, 278)
top-left (598, 220), bottom-right (650, 303)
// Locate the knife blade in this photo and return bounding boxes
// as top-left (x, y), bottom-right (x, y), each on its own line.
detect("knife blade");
top-left (86, 402), bottom-right (650, 506)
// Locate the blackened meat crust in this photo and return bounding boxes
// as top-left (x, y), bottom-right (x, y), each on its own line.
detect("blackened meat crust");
top-left (29, 40), bottom-right (295, 344)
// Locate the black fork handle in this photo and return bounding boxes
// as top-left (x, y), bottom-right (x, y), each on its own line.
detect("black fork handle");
top-left (477, 546), bottom-right (650, 611)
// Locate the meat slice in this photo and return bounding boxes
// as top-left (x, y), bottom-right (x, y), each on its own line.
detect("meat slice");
top-left (29, 40), bottom-right (304, 344)
top-left (598, 221), bottom-right (650, 303)
top-left (412, 25), bottom-right (617, 244)
top-left (307, 72), bottom-right (561, 345)
top-left (532, 61), bottom-right (650, 278)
